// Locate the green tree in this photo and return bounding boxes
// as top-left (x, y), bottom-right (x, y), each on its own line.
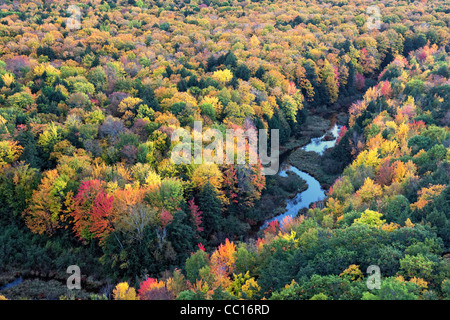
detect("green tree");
top-left (185, 249), bottom-right (209, 284)
top-left (363, 277), bottom-right (419, 300)
top-left (235, 64), bottom-right (251, 81)
top-left (198, 181), bottom-right (224, 239)
top-left (320, 60), bottom-right (339, 104)
top-left (400, 254), bottom-right (436, 281)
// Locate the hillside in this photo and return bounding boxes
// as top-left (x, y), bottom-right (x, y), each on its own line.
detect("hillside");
top-left (0, 0), bottom-right (449, 300)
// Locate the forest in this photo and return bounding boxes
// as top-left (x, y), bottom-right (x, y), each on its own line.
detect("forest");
top-left (0, 0), bottom-right (449, 300)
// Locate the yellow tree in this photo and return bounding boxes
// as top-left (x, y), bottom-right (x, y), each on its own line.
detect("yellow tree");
top-left (0, 141), bottom-right (23, 167)
top-left (411, 184), bottom-right (446, 211)
top-left (357, 177), bottom-right (382, 204)
top-left (340, 264), bottom-right (363, 281)
top-left (23, 170), bottom-right (68, 235)
top-left (351, 148), bottom-right (381, 171)
top-left (392, 160), bottom-right (416, 183)
top-left (212, 69), bottom-right (233, 83)
top-left (113, 282), bottom-right (137, 300)
top-left (191, 163), bottom-right (223, 193)
top-left (353, 209), bottom-right (385, 228)
top-left (210, 238), bottom-right (236, 289)
top-left (117, 96), bottom-right (143, 123)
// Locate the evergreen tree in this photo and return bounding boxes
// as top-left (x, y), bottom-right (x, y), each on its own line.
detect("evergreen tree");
top-left (207, 55), bottom-right (217, 72)
top-left (187, 75), bottom-right (199, 88)
top-left (345, 61), bottom-right (356, 95)
top-left (255, 66), bottom-right (265, 80)
top-left (235, 64), bottom-right (251, 81)
top-left (222, 51), bottom-right (237, 69)
top-left (177, 78), bottom-right (188, 92)
top-left (303, 59), bottom-right (324, 106)
top-left (17, 127), bottom-right (43, 169)
top-left (137, 82), bottom-right (160, 111)
top-left (198, 181), bottom-right (223, 239)
top-left (167, 210), bottom-right (197, 266)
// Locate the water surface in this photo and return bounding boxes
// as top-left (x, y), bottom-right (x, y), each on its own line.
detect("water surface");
top-left (262, 123), bottom-right (342, 228)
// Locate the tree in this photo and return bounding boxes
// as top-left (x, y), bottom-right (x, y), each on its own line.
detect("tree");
top-left (255, 66), bottom-right (265, 80)
top-left (235, 64), bottom-right (251, 81)
top-left (295, 65), bottom-right (315, 101)
top-left (210, 238), bottom-right (237, 288)
top-left (400, 254), bottom-right (437, 281)
top-left (353, 209), bottom-right (385, 228)
top-left (0, 162), bottom-right (39, 219)
top-left (113, 282), bottom-right (137, 300)
top-left (355, 73), bottom-right (365, 91)
top-left (37, 123), bottom-right (61, 157)
top-left (222, 51), bottom-right (237, 69)
top-left (339, 264), bottom-right (363, 281)
top-left (198, 181), bottom-right (223, 239)
top-left (363, 277), bottom-right (419, 300)
top-left (411, 184), bottom-right (446, 211)
top-left (376, 159), bottom-right (394, 186)
top-left (137, 82), bottom-right (160, 111)
top-left (212, 69), bottom-right (233, 84)
top-left (138, 278), bottom-right (173, 300)
top-left (280, 95), bottom-right (301, 123)
top-left (7, 90), bottom-right (35, 109)
top-left (356, 177), bottom-right (382, 204)
top-left (117, 96), bottom-right (142, 122)
top-left (191, 163), bottom-right (223, 192)
top-left (320, 60), bottom-right (339, 104)
top-left (0, 141), bottom-right (23, 167)
top-left (227, 272), bottom-right (260, 299)
top-left (69, 179), bottom-right (115, 243)
top-left (23, 169), bottom-right (68, 235)
top-left (188, 197), bottom-right (203, 234)
top-left (185, 249), bottom-right (209, 284)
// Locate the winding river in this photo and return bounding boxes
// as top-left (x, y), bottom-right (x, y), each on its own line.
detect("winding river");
top-left (263, 123), bottom-right (342, 227)
top-left (0, 124), bottom-right (343, 292)
top-left (0, 276), bottom-right (22, 291)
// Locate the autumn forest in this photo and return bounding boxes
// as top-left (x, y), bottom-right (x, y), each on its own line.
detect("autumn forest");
top-left (0, 0), bottom-right (450, 301)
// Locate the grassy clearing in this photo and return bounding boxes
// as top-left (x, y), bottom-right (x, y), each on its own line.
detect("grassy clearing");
top-left (253, 171), bottom-right (307, 221)
top-left (287, 148), bottom-right (340, 190)
top-left (0, 279), bottom-right (94, 300)
top-left (299, 115), bottom-right (332, 138)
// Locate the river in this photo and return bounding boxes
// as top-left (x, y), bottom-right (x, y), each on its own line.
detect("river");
top-left (1, 125), bottom-right (343, 292)
top-left (0, 276), bottom-right (23, 291)
top-left (263, 123), bottom-right (342, 227)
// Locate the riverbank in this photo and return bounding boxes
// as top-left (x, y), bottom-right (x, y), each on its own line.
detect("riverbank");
top-left (0, 270), bottom-right (106, 300)
top-left (0, 113), bottom-right (349, 299)
top-left (287, 148), bottom-right (337, 191)
top-left (286, 112), bottom-right (348, 190)
top-left (253, 113), bottom-right (346, 228)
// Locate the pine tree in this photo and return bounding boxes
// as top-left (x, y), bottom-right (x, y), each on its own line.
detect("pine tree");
top-left (235, 64), bottom-right (251, 81)
top-left (223, 51), bottom-right (237, 69)
top-left (137, 82), bottom-right (160, 111)
top-left (17, 127), bottom-right (43, 169)
top-left (177, 78), bottom-right (188, 92)
top-left (198, 181), bottom-right (223, 239)
top-left (255, 66), bottom-right (265, 80)
top-left (207, 55), bottom-right (217, 72)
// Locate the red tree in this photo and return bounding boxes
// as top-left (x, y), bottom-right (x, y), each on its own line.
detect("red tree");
top-left (188, 197), bottom-right (203, 233)
top-left (70, 180), bottom-right (114, 243)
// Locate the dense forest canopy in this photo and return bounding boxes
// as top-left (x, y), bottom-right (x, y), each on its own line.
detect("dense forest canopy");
top-left (0, 0), bottom-right (449, 300)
